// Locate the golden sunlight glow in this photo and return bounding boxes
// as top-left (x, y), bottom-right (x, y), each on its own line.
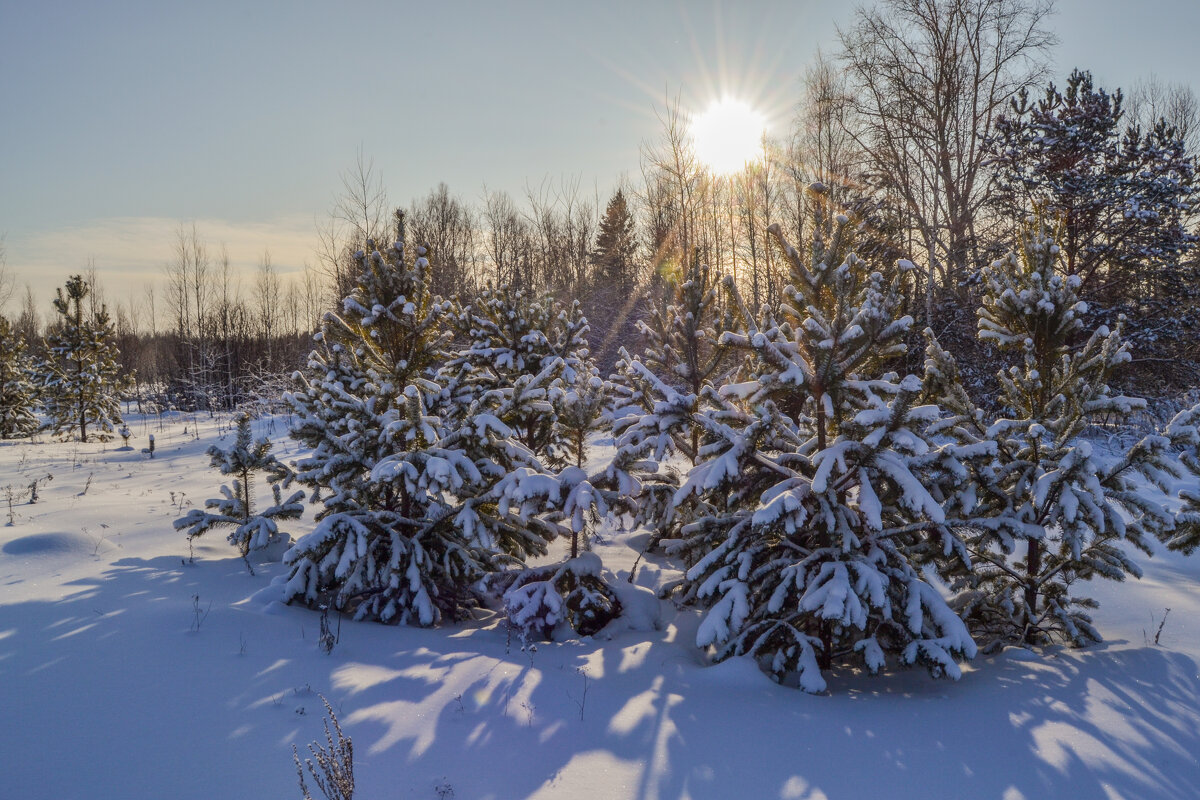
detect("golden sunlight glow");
top-left (691, 98), bottom-right (766, 175)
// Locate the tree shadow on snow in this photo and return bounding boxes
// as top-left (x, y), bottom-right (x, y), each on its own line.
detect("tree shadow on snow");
top-left (0, 552), bottom-right (342, 800)
top-left (337, 622), bottom-right (1200, 800)
top-left (4, 554), bottom-right (1200, 800)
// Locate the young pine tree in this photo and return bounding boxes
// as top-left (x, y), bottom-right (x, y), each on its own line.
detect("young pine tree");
top-left (443, 284), bottom-right (624, 634)
top-left (284, 215), bottom-right (558, 625)
top-left (0, 315), bottom-right (39, 438)
top-left (925, 219), bottom-right (1191, 648)
top-left (443, 286), bottom-right (591, 467)
top-left (673, 212), bottom-right (974, 692)
top-left (608, 254), bottom-right (733, 537)
top-left (614, 254), bottom-right (732, 466)
top-left (557, 366), bottom-right (607, 470)
top-left (41, 275), bottom-right (124, 442)
top-left (175, 412), bottom-right (304, 568)
top-left (1162, 403), bottom-right (1200, 553)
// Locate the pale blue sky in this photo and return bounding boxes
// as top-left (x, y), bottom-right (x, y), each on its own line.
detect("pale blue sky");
top-left (2, 0), bottom-right (1198, 316)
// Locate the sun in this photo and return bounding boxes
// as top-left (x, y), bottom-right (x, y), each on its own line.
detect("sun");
top-left (691, 98), bottom-right (767, 176)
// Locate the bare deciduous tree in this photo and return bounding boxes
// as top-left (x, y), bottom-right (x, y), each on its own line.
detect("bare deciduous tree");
top-left (301, 263), bottom-right (325, 334)
top-left (409, 182), bottom-right (480, 297)
top-left (785, 52), bottom-right (861, 245)
top-left (637, 166), bottom-right (680, 289)
top-left (839, 0), bottom-right (1055, 322)
top-left (335, 150), bottom-right (389, 246)
top-left (141, 281), bottom-right (161, 392)
top-left (1128, 75), bottom-right (1200, 163)
top-left (213, 244), bottom-right (241, 409)
top-left (317, 151), bottom-right (391, 302)
top-left (284, 278), bottom-right (303, 338)
top-left (255, 249), bottom-right (281, 362)
top-left (640, 92), bottom-right (703, 278)
top-left (166, 223), bottom-right (213, 408)
top-left (483, 187), bottom-right (531, 289)
top-left (0, 236), bottom-right (14, 314)
top-left (16, 284), bottom-right (39, 345)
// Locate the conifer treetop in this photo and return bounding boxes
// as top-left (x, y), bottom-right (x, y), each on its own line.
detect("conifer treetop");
top-left (42, 274), bottom-right (124, 442)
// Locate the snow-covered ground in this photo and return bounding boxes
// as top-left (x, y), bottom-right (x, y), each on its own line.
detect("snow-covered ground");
top-left (2, 411), bottom-right (1199, 800)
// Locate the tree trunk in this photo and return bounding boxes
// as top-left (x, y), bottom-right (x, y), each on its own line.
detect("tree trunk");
top-left (819, 621), bottom-right (833, 671)
top-left (1023, 538), bottom-right (1041, 643)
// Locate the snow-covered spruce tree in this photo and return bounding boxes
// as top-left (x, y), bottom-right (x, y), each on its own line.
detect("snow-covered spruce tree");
top-left (607, 254), bottom-right (733, 537)
top-left (41, 275), bottom-right (124, 442)
top-left (924, 219), bottom-right (1189, 648)
top-left (557, 366), bottom-right (607, 470)
top-left (443, 285), bottom-right (624, 636)
top-left (672, 213), bottom-right (975, 692)
top-left (175, 412), bottom-right (304, 569)
top-left (0, 315), bottom-right (39, 438)
top-left (444, 286), bottom-right (592, 467)
top-left (471, 367), bottom-right (623, 638)
top-left (1162, 403), bottom-right (1200, 553)
top-left (283, 216), bottom-right (556, 625)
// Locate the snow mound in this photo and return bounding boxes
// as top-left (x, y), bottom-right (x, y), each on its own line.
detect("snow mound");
top-left (246, 575), bottom-right (289, 607)
top-left (998, 645), bottom-right (1044, 663)
top-left (2, 531), bottom-right (97, 557)
top-left (255, 533), bottom-right (293, 563)
top-left (602, 578), bottom-right (662, 634)
top-left (699, 654), bottom-right (777, 688)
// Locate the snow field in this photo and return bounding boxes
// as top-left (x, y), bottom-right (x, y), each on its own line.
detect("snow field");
top-left (1, 411), bottom-right (1199, 799)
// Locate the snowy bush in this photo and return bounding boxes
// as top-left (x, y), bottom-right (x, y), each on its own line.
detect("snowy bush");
top-left (293, 695), bottom-right (355, 800)
top-left (497, 553), bottom-right (622, 640)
